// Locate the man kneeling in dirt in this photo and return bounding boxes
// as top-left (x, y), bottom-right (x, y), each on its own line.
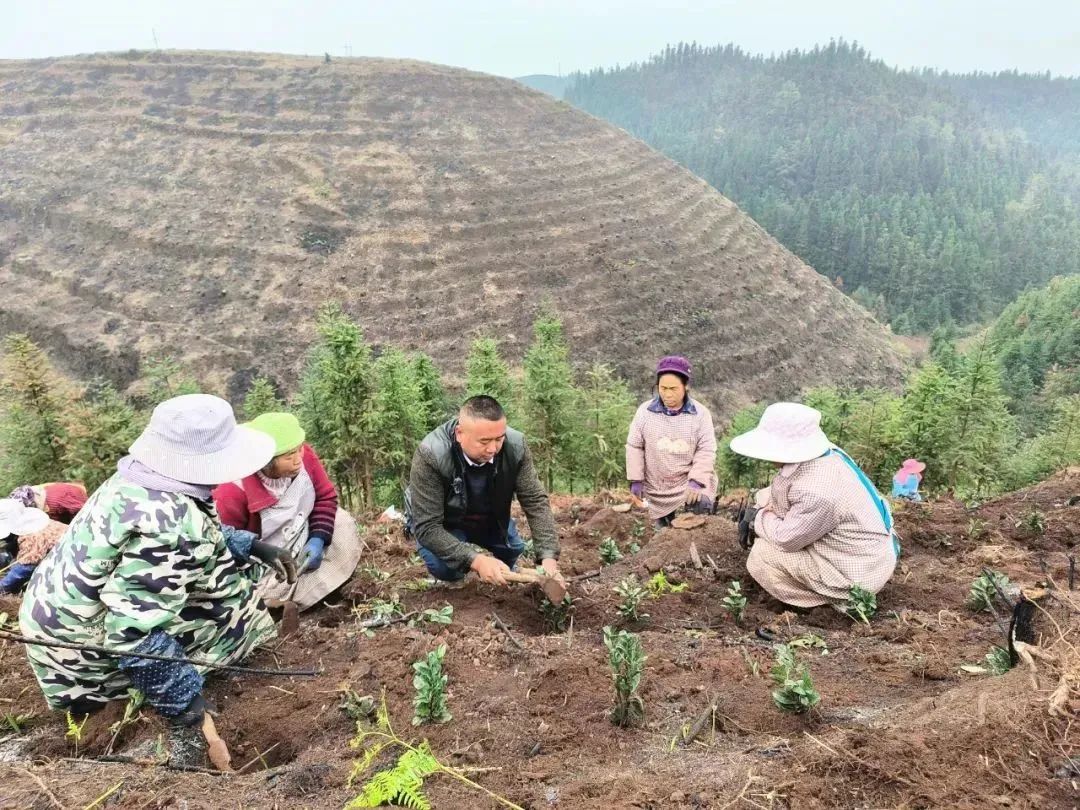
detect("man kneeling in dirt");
top-left (405, 395), bottom-right (563, 587)
top-left (729, 402), bottom-right (898, 610)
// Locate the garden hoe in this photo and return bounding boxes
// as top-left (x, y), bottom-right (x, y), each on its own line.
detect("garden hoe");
top-left (504, 568), bottom-right (568, 602)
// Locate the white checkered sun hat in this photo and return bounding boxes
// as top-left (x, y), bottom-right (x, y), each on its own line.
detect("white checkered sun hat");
top-left (0, 499), bottom-right (50, 536)
top-left (129, 394), bottom-right (276, 485)
top-left (729, 402), bottom-right (832, 464)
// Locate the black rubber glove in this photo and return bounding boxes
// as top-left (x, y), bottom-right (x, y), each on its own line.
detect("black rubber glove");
top-left (172, 693), bottom-right (207, 728)
top-left (738, 505), bottom-right (759, 551)
top-left (251, 540), bottom-right (298, 583)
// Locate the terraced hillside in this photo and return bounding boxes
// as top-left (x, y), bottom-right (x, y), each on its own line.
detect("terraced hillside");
top-left (0, 51), bottom-right (903, 411)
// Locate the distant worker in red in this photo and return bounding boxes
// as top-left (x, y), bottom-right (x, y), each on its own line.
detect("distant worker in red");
top-left (626, 356), bottom-right (718, 527)
top-left (1, 482), bottom-right (88, 594)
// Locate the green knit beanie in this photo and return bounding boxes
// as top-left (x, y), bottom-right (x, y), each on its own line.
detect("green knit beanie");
top-left (246, 412), bottom-right (306, 456)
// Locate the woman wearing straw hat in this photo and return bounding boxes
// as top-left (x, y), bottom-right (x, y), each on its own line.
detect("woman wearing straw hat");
top-left (19, 394), bottom-right (296, 758)
top-left (626, 356), bottom-right (718, 526)
top-left (0, 499), bottom-right (68, 595)
top-left (891, 458), bottom-right (926, 502)
top-left (730, 402), bottom-right (897, 609)
top-left (214, 412), bottom-right (364, 611)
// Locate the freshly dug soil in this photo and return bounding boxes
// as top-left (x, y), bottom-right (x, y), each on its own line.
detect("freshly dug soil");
top-left (2, 472), bottom-right (1078, 809)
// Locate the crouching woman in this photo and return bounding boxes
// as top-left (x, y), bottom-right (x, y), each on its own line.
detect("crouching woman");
top-left (19, 395), bottom-right (295, 760)
top-left (730, 403), bottom-right (897, 609)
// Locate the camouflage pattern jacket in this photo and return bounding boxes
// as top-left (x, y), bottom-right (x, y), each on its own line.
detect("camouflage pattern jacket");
top-left (19, 473), bottom-right (275, 712)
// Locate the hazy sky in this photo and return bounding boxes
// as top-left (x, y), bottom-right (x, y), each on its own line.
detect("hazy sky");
top-left (5, 0), bottom-right (1079, 78)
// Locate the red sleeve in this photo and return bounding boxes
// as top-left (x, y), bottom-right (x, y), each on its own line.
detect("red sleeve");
top-left (212, 482), bottom-right (256, 533)
top-left (303, 445), bottom-right (338, 544)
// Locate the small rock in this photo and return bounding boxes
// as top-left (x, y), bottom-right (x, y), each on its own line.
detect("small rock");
top-left (669, 791), bottom-right (685, 803)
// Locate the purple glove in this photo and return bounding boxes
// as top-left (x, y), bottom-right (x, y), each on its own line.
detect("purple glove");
top-left (688, 480), bottom-right (704, 491)
top-left (629, 482), bottom-right (644, 498)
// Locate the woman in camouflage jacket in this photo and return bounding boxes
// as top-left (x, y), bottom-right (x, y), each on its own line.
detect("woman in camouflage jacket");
top-left (18, 395), bottom-right (293, 734)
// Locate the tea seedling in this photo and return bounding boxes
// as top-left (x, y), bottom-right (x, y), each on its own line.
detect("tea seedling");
top-left (359, 564), bottom-right (391, 583)
top-left (106, 689), bottom-right (144, 754)
top-left (646, 571), bottom-right (689, 597)
top-left (539, 595), bottom-right (575, 633)
top-left (412, 645), bottom-right (451, 726)
top-left (614, 576), bottom-right (649, 623)
top-left (721, 580), bottom-right (747, 625)
top-left (410, 605), bottom-right (454, 627)
top-left (603, 626), bottom-right (646, 727)
top-left (770, 644), bottom-right (821, 714)
top-left (340, 688), bottom-right (378, 721)
top-left (844, 585), bottom-right (877, 624)
top-left (968, 570), bottom-right (1010, 613)
top-left (599, 537), bottom-right (623, 565)
top-left (1018, 505), bottom-right (1046, 537)
top-left (985, 645), bottom-right (1013, 675)
top-left (966, 518), bottom-right (988, 541)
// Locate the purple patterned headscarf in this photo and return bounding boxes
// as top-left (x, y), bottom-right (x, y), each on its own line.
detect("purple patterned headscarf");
top-left (8, 486), bottom-right (36, 507)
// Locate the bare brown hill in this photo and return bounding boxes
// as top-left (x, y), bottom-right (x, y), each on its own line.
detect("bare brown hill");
top-left (0, 51), bottom-right (904, 411)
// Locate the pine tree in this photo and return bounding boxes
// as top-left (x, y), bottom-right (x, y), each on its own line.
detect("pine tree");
top-left (0, 335), bottom-right (73, 491)
top-left (716, 404), bottom-right (771, 490)
top-left (297, 304), bottom-right (379, 510)
top-left (940, 338), bottom-right (1014, 495)
top-left (142, 355), bottom-right (199, 406)
top-left (581, 363), bottom-right (636, 491)
top-left (241, 376), bottom-right (285, 421)
top-left (521, 312), bottom-right (580, 491)
top-left (411, 353), bottom-right (450, 432)
top-left (370, 347), bottom-right (427, 503)
top-left (465, 337), bottom-right (516, 416)
top-left (894, 362), bottom-right (956, 490)
top-left (64, 380), bottom-right (143, 490)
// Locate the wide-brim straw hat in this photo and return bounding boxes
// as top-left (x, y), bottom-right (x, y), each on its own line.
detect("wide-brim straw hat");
top-left (129, 394), bottom-right (276, 485)
top-left (729, 402), bottom-right (832, 464)
top-left (0, 499), bottom-right (50, 536)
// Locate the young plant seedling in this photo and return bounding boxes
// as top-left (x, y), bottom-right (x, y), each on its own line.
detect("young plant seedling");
top-left (985, 645), bottom-right (1013, 675)
top-left (340, 688), bottom-right (378, 721)
top-left (412, 645), bottom-right (452, 726)
top-left (966, 518), bottom-right (988, 541)
top-left (614, 576), bottom-right (650, 623)
top-left (599, 537), bottom-right (623, 565)
top-left (968, 570), bottom-right (1010, 613)
top-left (539, 594), bottom-right (575, 634)
top-left (844, 585), bottom-right (877, 624)
top-left (722, 580), bottom-right (747, 625)
top-left (409, 605), bottom-right (454, 627)
top-left (65, 710), bottom-right (89, 754)
top-left (106, 689), bottom-right (144, 754)
top-left (646, 571), bottom-right (689, 597)
top-left (3, 712), bottom-right (35, 733)
top-left (770, 644), bottom-right (821, 714)
top-left (603, 626), bottom-right (646, 727)
top-left (1018, 505), bottom-right (1046, 537)
top-left (359, 564), bottom-right (391, 583)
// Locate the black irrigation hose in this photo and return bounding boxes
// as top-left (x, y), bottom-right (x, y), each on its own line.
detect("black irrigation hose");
top-left (0, 630), bottom-right (322, 677)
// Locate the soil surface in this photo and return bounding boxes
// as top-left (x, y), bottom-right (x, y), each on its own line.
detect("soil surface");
top-left (2, 472), bottom-right (1078, 809)
top-left (0, 51), bottom-right (903, 411)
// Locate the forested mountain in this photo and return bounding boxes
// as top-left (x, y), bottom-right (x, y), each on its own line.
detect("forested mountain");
top-left (515, 74), bottom-right (570, 98)
top-left (567, 41), bottom-right (1080, 332)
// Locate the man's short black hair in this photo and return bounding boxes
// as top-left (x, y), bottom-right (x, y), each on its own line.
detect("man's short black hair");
top-left (460, 395), bottom-right (505, 422)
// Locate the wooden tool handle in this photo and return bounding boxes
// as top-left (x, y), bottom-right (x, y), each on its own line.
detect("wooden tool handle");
top-left (202, 713), bottom-right (233, 772)
top-left (504, 570), bottom-right (544, 584)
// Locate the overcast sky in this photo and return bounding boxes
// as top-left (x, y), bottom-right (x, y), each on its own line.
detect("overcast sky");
top-left (4, 0), bottom-right (1079, 78)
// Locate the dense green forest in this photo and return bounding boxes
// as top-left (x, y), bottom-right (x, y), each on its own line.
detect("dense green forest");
top-left (3, 278), bottom-right (1078, 507)
top-left (567, 41), bottom-right (1080, 332)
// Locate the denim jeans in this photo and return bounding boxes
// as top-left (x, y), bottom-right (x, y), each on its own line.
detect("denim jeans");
top-left (415, 518), bottom-right (525, 581)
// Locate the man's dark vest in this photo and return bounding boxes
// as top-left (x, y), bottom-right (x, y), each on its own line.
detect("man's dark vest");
top-left (409, 419), bottom-right (526, 537)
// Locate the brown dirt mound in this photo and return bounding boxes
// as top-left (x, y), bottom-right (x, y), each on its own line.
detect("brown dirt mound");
top-left (0, 51), bottom-right (903, 411)
top-left (1, 496), bottom-right (1077, 809)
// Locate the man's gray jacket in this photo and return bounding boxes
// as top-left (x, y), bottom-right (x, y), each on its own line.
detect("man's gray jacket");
top-left (404, 419), bottom-right (559, 569)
